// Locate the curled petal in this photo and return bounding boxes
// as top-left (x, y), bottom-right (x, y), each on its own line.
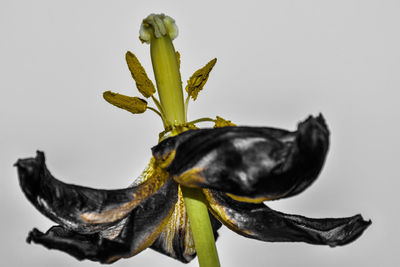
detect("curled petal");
top-left (15, 151), bottom-right (169, 233)
top-left (27, 178), bottom-right (179, 263)
top-left (153, 115), bottom-right (329, 201)
top-left (204, 190), bottom-right (371, 246)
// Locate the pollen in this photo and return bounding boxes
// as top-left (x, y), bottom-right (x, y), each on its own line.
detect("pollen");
top-left (186, 58), bottom-right (217, 101)
top-left (126, 51), bottom-right (156, 98)
top-left (103, 91), bottom-right (147, 114)
top-left (214, 116), bottom-right (236, 127)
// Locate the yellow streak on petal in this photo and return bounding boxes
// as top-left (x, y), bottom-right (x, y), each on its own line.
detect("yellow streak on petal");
top-left (106, 201), bottom-right (176, 264)
top-left (133, 157), bottom-right (160, 185)
top-left (80, 157), bottom-right (168, 224)
top-left (156, 185), bottom-right (195, 260)
top-left (128, 201), bottom-right (177, 259)
top-left (225, 193), bottom-right (270, 203)
top-left (173, 167), bottom-right (206, 188)
top-left (203, 189), bottom-right (252, 235)
top-left (154, 150), bottom-right (176, 169)
top-left (226, 192), bottom-right (287, 203)
top-left (126, 51), bottom-right (156, 98)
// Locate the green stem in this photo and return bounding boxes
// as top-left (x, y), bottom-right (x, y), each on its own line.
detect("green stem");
top-left (150, 34), bottom-right (185, 126)
top-left (181, 187), bottom-right (221, 267)
top-left (142, 14), bottom-right (220, 267)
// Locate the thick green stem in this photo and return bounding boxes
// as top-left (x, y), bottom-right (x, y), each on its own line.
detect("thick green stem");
top-left (150, 35), bottom-right (185, 126)
top-left (141, 14), bottom-right (221, 267)
top-left (182, 187), bottom-right (221, 267)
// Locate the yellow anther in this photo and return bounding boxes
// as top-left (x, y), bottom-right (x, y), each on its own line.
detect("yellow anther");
top-left (103, 91), bottom-right (147, 114)
top-left (126, 51), bottom-right (156, 98)
top-left (186, 58), bottom-right (217, 101)
top-left (214, 116), bottom-right (236, 128)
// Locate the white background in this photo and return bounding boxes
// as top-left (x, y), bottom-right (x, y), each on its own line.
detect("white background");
top-left (1, 0), bottom-right (399, 266)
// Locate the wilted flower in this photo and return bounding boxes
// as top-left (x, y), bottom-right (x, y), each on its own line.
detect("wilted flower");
top-left (16, 14), bottom-right (370, 266)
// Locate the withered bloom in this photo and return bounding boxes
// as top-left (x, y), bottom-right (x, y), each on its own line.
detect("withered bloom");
top-left (16, 115), bottom-right (370, 263)
top-left (16, 13), bottom-right (370, 265)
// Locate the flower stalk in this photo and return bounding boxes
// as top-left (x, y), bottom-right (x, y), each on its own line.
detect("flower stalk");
top-left (141, 14), bottom-right (220, 267)
top-left (181, 187), bottom-right (221, 267)
top-left (143, 17), bottom-right (185, 126)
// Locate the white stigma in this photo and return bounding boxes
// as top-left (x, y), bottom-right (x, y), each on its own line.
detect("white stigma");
top-left (139, 13), bottom-right (179, 44)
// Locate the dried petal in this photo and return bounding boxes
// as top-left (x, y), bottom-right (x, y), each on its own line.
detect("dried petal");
top-left (185, 58), bottom-right (217, 101)
top-left (204, 189), bottom-right (371, 246)
top-left (103, 91), bottom-right (147, 114)
top-left (150, 186), bottom-right (222, 263)
top-left (15, 151), bottom-right (169, 232)
top-left (27, 178), bottom-right (178, 263)
top-left (126, 51), bottom-right (156, 98)
top-left (153, 115), bottom-right (329, 201)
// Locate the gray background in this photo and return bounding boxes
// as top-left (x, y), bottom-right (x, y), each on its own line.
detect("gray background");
top-left (1, 0), bottom-right (399, 266)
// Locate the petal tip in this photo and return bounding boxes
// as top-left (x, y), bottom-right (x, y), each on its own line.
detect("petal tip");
top-left (15, 151), bottom-right (45, 176)
top-left (328, 214), bottom-right (372, 247)
top-left (15, 151), bottom-right (48, 204)
top-left (26, 228), bottom-right (38, 244)
top-left (36, 150), bottom-right (45, 162)
top-left (299, 114), bottom-right (330, 137)
top-left (296, 114), bottom-right (330, 155)
top-left (316, 113), bottom-right (327, 126)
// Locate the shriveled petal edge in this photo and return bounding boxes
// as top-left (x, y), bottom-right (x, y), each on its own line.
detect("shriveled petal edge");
top-left (26, 178), bottom-right (179, 264)
top-left (15, 151), bottom-right (169, 233)
top-left (204, 189), bottom-right (371, 247)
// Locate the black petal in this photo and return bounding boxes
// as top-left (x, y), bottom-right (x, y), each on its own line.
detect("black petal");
top-left (204, 190), bottom-right (371, 246)
top-left (150, 208), bottom-right (222, 263)
top-left (153, 115), bottom-right (329, 201)
top-left (149, 184), bottom-right (222, 263)
top-left (15, 151), bottom-right (169, 233)
top-left (27, 178), bottom-right (179, 263)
